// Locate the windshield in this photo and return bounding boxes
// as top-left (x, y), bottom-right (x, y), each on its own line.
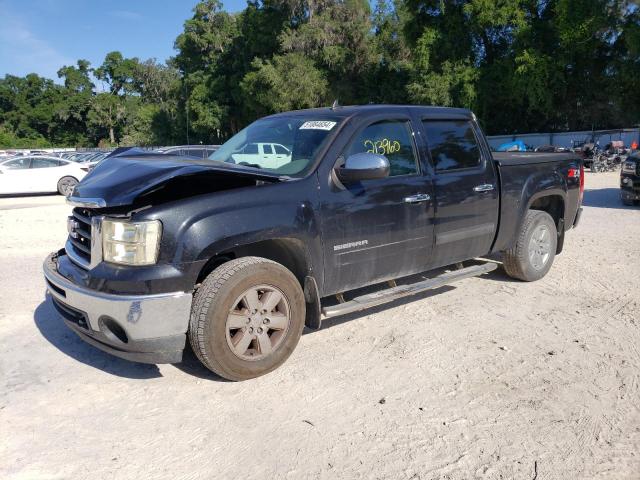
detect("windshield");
top-left (208, 116), bottom-right (341, 177)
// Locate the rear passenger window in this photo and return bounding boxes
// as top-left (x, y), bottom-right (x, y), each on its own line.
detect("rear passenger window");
top-left (263, 144), bottom-right (274, 155)
top-left (346, 120), bottom-right (418, 176)
top-left (423, 120), bottom-right (481, 172)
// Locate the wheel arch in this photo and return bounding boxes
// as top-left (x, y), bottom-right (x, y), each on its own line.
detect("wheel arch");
top-left (527, 192), bottom-right (566, 254)
top-left (196, 237), bottom-right (314, 287)
top-left (194, 237), bottom-right (322, 330)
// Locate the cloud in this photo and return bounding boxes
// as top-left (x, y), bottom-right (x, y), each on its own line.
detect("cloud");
top-left (0, 16), bottom-right (72, 81)
top-left (109, 10), bottom-right (142, 20)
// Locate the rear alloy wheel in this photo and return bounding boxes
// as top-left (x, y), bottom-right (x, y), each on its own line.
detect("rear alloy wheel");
top-left (57, 176), bottom-right (78, 196)
top-left (189, 257), bottom-right (305, 381)
top-left (502, 210), bottom-right (557, 281)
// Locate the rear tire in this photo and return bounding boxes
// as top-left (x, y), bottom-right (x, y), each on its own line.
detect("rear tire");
top-left (189, 257), bottom-right (305, 381)
top-left (502, 210), bottom-right (557, 282)
top-left (621, 195), bottom-right (634, 206)
top-left (57, 176), bottom-right (78, 196)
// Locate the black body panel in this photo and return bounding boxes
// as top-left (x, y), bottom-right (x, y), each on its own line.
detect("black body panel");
top-left (62, 105), bottom-right (582, 300)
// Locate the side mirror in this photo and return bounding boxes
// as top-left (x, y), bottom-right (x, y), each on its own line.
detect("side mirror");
top-left (335, 152), bottom-right (390, 183)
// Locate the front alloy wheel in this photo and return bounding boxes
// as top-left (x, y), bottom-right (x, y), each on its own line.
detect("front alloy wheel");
top-left (189, 257), bottom-right (305, 381)
top-left (225, 285), bottom-right (291, 361)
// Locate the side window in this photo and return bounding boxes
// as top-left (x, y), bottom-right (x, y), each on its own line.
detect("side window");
top-left (423, 120), bottom-right (481, 172)
top-left (274, 145), bottom-right (288, 155)
top-left (346, 120), bottom-right (418, 176)
top-left (3, 158), bottom-right (30, 169)
top-left (31, 158), bottom-right (60, 168)
top-left (263, 144), bottom-right (274, 155)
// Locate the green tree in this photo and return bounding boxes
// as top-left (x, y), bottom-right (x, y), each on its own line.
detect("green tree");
top-left (94, 51), bottom-right (139, 95)
top-left (241, 53), bottom-right (329, 116)
top-left (87, 93), bottom-right (128, 145)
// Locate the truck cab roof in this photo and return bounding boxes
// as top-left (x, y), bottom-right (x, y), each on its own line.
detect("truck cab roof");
top-left (266, 104), bottom-right (474, 121)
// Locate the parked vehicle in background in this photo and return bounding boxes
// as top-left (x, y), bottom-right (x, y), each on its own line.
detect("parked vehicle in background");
top-left (534, 145), bottom-right (569, 153)
top-left (156, 145), bottom-right (219, 159)
top-left (44, 105), bottom-right (584, 381)
top-left (0, 156), bottom-right (87, 196)
top-left (620, 153), bottom-right (640, 205)
top-left (496, 140), bottom-right (529, 152)
top-left (227, 142), bottom-right (292, 168)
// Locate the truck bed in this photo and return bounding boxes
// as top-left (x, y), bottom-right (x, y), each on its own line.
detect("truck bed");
top-left (491, 151), bottom-right (582, 253)
top-left (493, 151), bottom-right (580, 166)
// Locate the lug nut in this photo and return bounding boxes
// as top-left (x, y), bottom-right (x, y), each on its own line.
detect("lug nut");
top-left (248, 327), bottom-right (254, 334)
top-left (263, 318), bottom-right (270, 325)
top-left (257, 327), bottom-right (263, 334)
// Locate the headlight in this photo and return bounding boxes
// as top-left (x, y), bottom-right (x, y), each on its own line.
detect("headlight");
top-left (622, 161), bottom-right (636, 174)
top-left (102, 219), bottom-right (162, 265)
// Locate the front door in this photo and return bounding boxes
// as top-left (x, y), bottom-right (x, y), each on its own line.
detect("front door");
top-left (320, 117), bottom-right (435, 295)
top-left (421, 119), bottom-right (499, 268)
top-left (0, 157), bottom-right (33, 194)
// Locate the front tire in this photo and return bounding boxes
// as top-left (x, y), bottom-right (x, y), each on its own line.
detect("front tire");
top-left (502, 210), bottom-right (557, 282)
top-left (189, 257), bottom-right (305, 381)
top-left (57, 176), bottom-right (78, 196)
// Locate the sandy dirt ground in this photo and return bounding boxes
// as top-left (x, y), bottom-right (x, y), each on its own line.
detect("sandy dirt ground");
top-left (1, 171), bottom-right (639, 480)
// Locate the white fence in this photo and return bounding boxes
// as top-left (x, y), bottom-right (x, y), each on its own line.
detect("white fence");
top-left (486, 128), bottom-right (640, 150)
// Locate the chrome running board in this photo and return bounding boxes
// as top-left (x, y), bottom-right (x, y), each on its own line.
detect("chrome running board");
top-left (321, 262), bottom-right (498, 318)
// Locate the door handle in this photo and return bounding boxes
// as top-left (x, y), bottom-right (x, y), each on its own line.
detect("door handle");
top-left (404, 193), bottom-right (431, 204)
top-left (473, 184), bottom-right (494, 192)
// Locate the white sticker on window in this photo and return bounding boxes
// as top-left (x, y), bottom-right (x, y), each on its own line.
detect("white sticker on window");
top-left (299, 121), bottom-right (337, 131)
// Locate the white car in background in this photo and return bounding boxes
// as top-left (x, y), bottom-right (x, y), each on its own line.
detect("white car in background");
top-left (0, 156), bottom-right (88, 196)
top-left (231, 142), bottom-right (291, 169)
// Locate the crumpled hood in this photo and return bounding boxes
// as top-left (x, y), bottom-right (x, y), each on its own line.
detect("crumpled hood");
top-left (71, 152), bottom-right (283, 207)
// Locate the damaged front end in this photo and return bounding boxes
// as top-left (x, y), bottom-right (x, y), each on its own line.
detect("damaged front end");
top-left (45, 153), bottom-right (290, 363)
top-left (71, 152), bottom-right (287, 209)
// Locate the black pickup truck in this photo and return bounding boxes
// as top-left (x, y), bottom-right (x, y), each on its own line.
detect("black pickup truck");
top-left (621, 152), bottom-right (640, 205)
top-left (43, 105), bottom-right (584, 380)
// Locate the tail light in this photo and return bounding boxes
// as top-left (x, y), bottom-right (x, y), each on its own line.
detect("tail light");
top-left (578, 164), bottom-right (585, 205)
top-left (567, 165), bottom-right (584, 205)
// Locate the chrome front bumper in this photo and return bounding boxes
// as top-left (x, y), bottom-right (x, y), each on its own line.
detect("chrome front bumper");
top-left (43, 252), bottom-right (193, 364)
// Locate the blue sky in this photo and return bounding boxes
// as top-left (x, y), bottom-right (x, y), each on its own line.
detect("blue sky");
top-left (0, 0), bottom-right (247, 81)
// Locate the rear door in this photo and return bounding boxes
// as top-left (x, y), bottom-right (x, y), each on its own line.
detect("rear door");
top-left (273, 144), bottom-right (290, 164)
top-left (320, 115), bottom-right (435, 294)
top-left (421, 119), bottom-right (499, 267)
top-left (30, 157), bottom-right (63, 192)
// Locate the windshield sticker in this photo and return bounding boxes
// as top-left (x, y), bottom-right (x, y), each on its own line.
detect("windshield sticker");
top-left (299, 121), bottom-right (337, 131)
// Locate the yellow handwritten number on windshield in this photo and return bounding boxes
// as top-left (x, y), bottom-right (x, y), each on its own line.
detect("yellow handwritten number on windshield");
top-left (363, 138), bottom-right (401, 155)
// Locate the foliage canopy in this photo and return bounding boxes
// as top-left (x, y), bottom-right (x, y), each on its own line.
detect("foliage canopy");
top-left (1, 0), bottom-right (638, 148)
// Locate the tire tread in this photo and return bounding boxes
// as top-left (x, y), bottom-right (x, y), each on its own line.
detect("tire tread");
top-left (189, 256), bottom-right (281, 378)
top-left (503, 210), bottom-right (555, 281)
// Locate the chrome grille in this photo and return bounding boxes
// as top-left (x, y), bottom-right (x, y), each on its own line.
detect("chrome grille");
top-left (66, 208), bottom-right (94, 268)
